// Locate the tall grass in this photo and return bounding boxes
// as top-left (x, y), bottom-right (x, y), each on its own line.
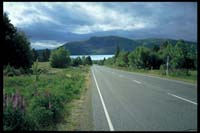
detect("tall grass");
top-left (3, 62), bottom-right (89, 130)
top-left (108, 65), bottom-right (197, 84)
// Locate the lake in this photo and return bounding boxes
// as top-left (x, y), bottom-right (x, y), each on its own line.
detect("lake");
top-left (70, 55), bottom-right (114, 60)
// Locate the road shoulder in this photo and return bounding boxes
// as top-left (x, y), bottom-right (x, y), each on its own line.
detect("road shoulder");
top-left (57, 68), bottom-right (93, 131)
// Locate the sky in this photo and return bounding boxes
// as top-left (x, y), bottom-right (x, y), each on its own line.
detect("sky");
top-left (3, 2), bottom-right (197, 49)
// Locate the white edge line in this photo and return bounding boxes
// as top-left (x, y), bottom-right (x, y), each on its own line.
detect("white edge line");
top-left (167, 93), bottom-right (197, 105)
top-left (133, 80), bottom-right (141, 84)
top-left (92, 69), bottom-right (115, 131)
top-left (104, 66), bottom-right (196, 86)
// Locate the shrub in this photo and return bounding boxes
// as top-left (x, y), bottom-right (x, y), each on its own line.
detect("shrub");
top-left (50, 47), bottom-right (71, 68)
top-left (3, 105), bottom-right (24, 131)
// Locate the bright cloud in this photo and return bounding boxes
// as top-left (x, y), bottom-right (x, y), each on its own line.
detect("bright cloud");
top-left (31, 40), bottom-right (67, 49)
top-left (3, 2), bottom-right (197, 49)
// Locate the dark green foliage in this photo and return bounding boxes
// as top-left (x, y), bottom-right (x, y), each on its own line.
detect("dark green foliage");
top-left (50, 47), bottom-right (71, 68)
top-left (148, 52), bottom-right (163, 69)
top-left (104, 57), bottom-right (115, 66)
top-left (84, 56), bottom-right (93, 65)
top-left (72, 57), bottom-right (82, 66)
top-left (42, 49), bottom-right (51, 62)
top-left (3, 13), bottom-right (33, 69)
top-left (3, 105), bottom-right (26, 131)
top-left (152, 45), bottom-right (160, 52)
top-left (32, 48), bottom-right (39, 62)
top-left (115, 51), bottom-right (129, 67)
top-left (170, 40), bottom-right (196, 70)
top-left (26, 93), bottom-right (64, 129)
top-left (128, 46), bottom-right (151, 69)
top-left (104, 38), bottom-right (196, 72)
top-left (115, 45), bottom-right (120, 58)
top-left (34, 49), bottom-right (51, 62)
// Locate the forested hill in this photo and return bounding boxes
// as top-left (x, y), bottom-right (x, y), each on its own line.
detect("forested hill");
top-left (61, 36), bottom-right (196, 55)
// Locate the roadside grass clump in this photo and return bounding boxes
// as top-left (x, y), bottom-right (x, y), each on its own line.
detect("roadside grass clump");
top-left (3, 62), bottom-right (89, 131)
top-left (108, 65), bottom-right (197, 83)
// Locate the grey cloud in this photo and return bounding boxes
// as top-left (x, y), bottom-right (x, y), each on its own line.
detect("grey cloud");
top-left (4, 2), bottom-right (197, 49)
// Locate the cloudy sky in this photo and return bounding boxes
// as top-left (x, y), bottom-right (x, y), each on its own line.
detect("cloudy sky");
top-left (3, 2), bottom-right (197, 49)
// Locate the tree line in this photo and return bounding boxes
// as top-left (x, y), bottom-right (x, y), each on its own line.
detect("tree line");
top-left (50, 47), bottom-right (92, 68)
top-left (101, 40), bottom-right (197, 75)
top-left (3, 13), bottom-right (92, 73)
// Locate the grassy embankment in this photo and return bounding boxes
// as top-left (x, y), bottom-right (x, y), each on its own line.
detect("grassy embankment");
top-left (106, 65), bottom-right (197, 84)
top-left (3, 62), bottom-right (90, 131)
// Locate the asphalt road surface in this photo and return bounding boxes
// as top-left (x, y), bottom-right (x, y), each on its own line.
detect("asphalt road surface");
top-left (91, 65), bottom-right (197, 131)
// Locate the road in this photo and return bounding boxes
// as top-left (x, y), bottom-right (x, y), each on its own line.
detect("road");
top-left (91, 65), bottom-right (197, 131)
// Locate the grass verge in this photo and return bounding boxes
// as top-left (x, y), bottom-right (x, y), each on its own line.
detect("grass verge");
top-left (106, 65), bottom-right (197, 84)
top-left (3, 62), bottom-right (90, 131)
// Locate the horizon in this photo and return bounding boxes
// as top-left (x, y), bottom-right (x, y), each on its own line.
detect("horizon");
top-left (34, 36), bottom-right (197, 51)
top-left (3, 2), bottom-right (197, 49)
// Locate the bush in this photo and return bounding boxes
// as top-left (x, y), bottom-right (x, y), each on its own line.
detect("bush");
top-left (50, 47), bottom-right (71, 68)
top-left (3, 105), bottom-right (25, 131)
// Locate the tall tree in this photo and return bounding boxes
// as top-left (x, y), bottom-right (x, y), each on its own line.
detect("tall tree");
top-left (3, 13), bottom-right (33, 69)
top-left (85, 56), bottom-right (93, 65)
top-left (42, 49), bottom-right (51, 62)
top-left (32, 48), bottom-right (39, 62)
top-left (114, 45), bottom-right (120, 63)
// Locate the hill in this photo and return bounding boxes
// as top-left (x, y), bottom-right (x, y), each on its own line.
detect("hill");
top-left (60, 36), bottom-right (196, 55)
top-left (36, 36), bottom-right (196, 55)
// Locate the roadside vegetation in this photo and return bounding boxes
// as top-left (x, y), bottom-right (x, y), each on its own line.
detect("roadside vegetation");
top-left (95, 41), bottom-right (197, 83)
top-left (3, 13), bottom-right (92, 131)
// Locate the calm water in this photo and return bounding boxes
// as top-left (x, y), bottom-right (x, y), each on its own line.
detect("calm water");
top-left (70, 55), bottom-right (114, 60)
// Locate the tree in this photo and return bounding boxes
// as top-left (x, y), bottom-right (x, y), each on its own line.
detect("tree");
top-left (128, 46), bottom-right (151, 69)
top-left (81, 56), bottom-right (86, 65)
top-left (32, 48), bottom-right (39, 62)
top-left (102, 57), bottom-right (106, 65)
top-left (85, 56), bottom-right (93, 65)
top-left (114, 45), bottom-right (120, 63)
top-left (3, 13), bottom-right (33, 69)
top-left (72, 57), bottom-right (82, 66)
top-left (160, 40), bottom-right (170, 50)
top-left (115, 51), bottom-right (129, 67)
top-left (50, 47), bottom-right (71, 68)
top-left (42, 49), bottom-right (51, 62)
top-left (148, 51), bottom-right (163, 69)
top-left (171, 40), bottom-right (196, 70)
top-left (152, 45), bottom-right (160, 52)
top-left (104, 57), bottom-right (115, 66)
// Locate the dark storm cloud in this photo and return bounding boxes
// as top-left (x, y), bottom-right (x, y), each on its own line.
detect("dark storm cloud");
top-left (3, 2), bottom-right (197, 49)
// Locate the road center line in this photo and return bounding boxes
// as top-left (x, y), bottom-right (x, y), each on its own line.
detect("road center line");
top-left (133, 80), bottom-right (141, 84)
top-left (167, 93), bottom-right (197, 105)
top-left (92, 69), bottom-right (115, 131)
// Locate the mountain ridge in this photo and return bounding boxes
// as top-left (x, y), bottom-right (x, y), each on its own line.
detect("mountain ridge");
top-left (60, 36), bottom-right (196, 55)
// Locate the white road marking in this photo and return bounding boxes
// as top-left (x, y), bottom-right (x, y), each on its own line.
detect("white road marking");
top-left (105, 66), bottom-right (196, 86)
top-left (92, 69), bottom-right (115, 131)
top-left (133, 80), bottom-right (141, 84)
top-left (167, 93), bottom-right (197, 105)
